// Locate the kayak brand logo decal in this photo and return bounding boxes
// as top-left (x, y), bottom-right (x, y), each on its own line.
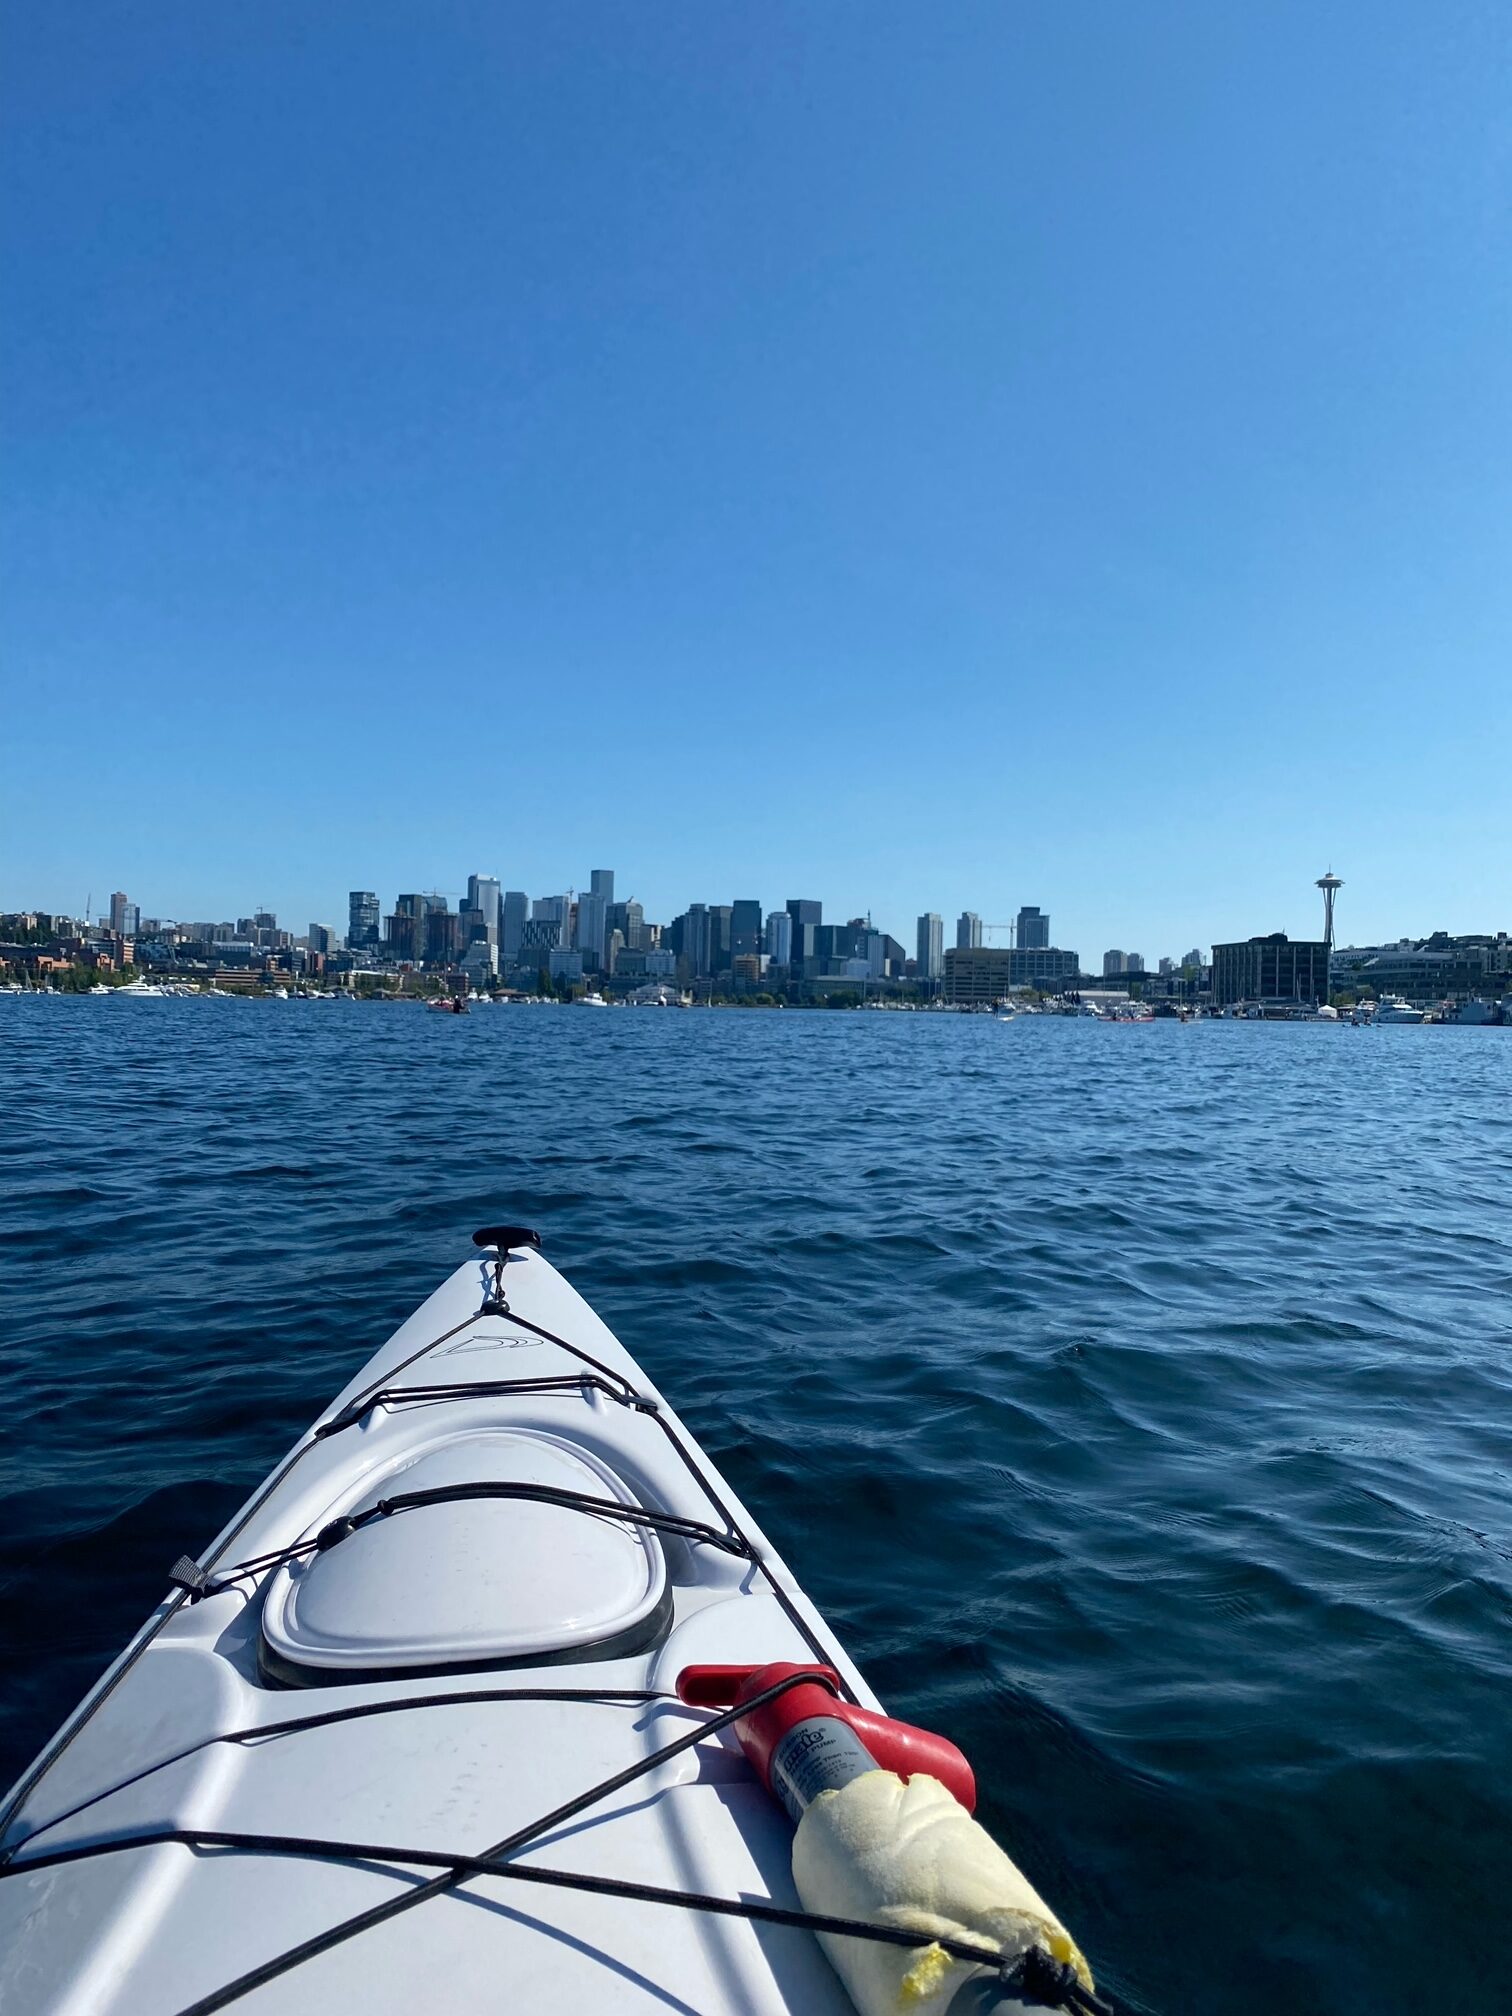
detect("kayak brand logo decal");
top-left (440, 1329), bottom-right (539, 1356)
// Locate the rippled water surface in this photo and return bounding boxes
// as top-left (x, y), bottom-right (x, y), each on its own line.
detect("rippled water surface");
top-left (2, 998), bottom-right (1510, 2013)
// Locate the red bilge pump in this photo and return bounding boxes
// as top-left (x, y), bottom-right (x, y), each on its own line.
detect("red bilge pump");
top-left (676, 1661), bottom-right (976, 1824)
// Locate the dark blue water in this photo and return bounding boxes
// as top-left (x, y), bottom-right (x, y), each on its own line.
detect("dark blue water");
top-left (3, 998), bottom-right (1510, 2013)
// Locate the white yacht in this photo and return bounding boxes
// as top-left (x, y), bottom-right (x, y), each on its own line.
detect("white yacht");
top-left (1374, 996), bottom-right (1424, 1025)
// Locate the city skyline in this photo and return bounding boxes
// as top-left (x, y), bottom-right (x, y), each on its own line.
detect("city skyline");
top-left (32, 857), bottom-right (1507, 980)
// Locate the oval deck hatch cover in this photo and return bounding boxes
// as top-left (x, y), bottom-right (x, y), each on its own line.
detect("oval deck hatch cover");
top-left (260, 1429), bottom-right (667, 1675)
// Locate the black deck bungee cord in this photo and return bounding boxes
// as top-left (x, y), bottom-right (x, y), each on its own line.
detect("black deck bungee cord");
top-left (0, 1827), bottom-right (1109, 2015)
top-left (0, 1666), bottom-right (1111, 2015)
top-left (2, 1689), bottom-right (668, 1860)
top-left (170, 1478), bottom-right (750, 1603)
top-left (311, 1370), bottom-right (658, 1439)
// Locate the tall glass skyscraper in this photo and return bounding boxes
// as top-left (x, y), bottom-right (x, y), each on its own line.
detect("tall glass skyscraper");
top-left (348, 891), bottom-right (380, 950)
top-left (465, 875), bottom-right (502, 948)
top-left (731, 900), bottom-right (763, 960)
top-left (501, 891), bottom-right (529, 962)
top-left (785, 899), bottom-right (821, 973)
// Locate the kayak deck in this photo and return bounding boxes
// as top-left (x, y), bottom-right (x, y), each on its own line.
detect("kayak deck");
top-left (0, 1246), bottom-right (876, 2014)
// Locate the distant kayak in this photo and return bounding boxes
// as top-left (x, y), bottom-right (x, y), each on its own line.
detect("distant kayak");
top-left (0, 1231), bottom-right (1103, 2016)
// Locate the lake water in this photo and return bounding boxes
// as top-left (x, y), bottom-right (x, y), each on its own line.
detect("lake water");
top-left (2, 997), bottom-right (1509, 2014)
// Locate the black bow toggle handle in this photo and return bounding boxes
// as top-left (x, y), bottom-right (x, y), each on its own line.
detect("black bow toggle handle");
top-left (472, 1226), bottom-right (542, 1254)
top-left (474, 1226), bottom-right (541, 1314)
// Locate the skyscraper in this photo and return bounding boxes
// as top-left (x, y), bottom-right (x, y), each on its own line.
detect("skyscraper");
top-left (786, 899), bottom-right (822, 974)
top-left (1103, 950), bottom-right (1126, 977)
top-left (956, 911), bottom-right (982, 950)
top-left (917, 913), bottom-right (944, 979)
top-left (607, 899), bottom-right (644, 951)
top-left (387, 893), bottom-right (432, 963)
top-left (465, 875), bottom-right (502, 949)
top-left (502, 891), bottom-right (528, 962)
top-left (731, 900), bottom-right (763, 961)
top-left (765, 910), bottom-right (793, 966)
top-left (590, 868), bottom-right (615, 906)
top-left (575, 888), bottom-right (607, 972)
top-left (707, 905), bottom-right (734, 974)
top-left (425, 899), bottom-right (461, 965)
top-left (1017, 906), bottom-right (1050, 950)
top-left (682, 903), bottom-right (710, 977)
top-left (348, 891), bottom-right (380, 951)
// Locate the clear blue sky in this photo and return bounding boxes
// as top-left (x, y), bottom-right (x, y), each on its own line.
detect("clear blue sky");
top-left (5, 2), bottom-right (1508, 959)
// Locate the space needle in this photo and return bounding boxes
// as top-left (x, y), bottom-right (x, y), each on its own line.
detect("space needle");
top-left (1316, 870), bottom-right (1343, 952)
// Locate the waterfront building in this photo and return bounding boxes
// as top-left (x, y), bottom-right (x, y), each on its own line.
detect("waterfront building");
top-left (1211, 934), bottom-right (1330, 1010)
top-left (502, 891), bottom-right (528, 962)
top-left (956, 912), bottom-right (982, 951)
top-left (1010, 946), bottom-right (1080, 987)
top-left (944, 945), bottom-right (1081, 1002)
top-left (1016, 906), bottom-right (1050, 950)
top-left (916, 913), bottom-right (944, 980)
top-left (731, 899), bottom-right (763, 961)
top-left (348, 892), bottom-right (380, 950)
top-left (765, 909), bottom-right (793, 967)
top-left (548, 947), bottom-right (584, 984)
top-left (1330, 932), bottom-right (1510, 1005)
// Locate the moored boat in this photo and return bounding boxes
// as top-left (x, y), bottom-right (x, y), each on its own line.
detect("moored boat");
top-left (1373, 995), bottom-right (1424, 1025)
top-left (0, 1233), bottom-right (1104, 2016)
